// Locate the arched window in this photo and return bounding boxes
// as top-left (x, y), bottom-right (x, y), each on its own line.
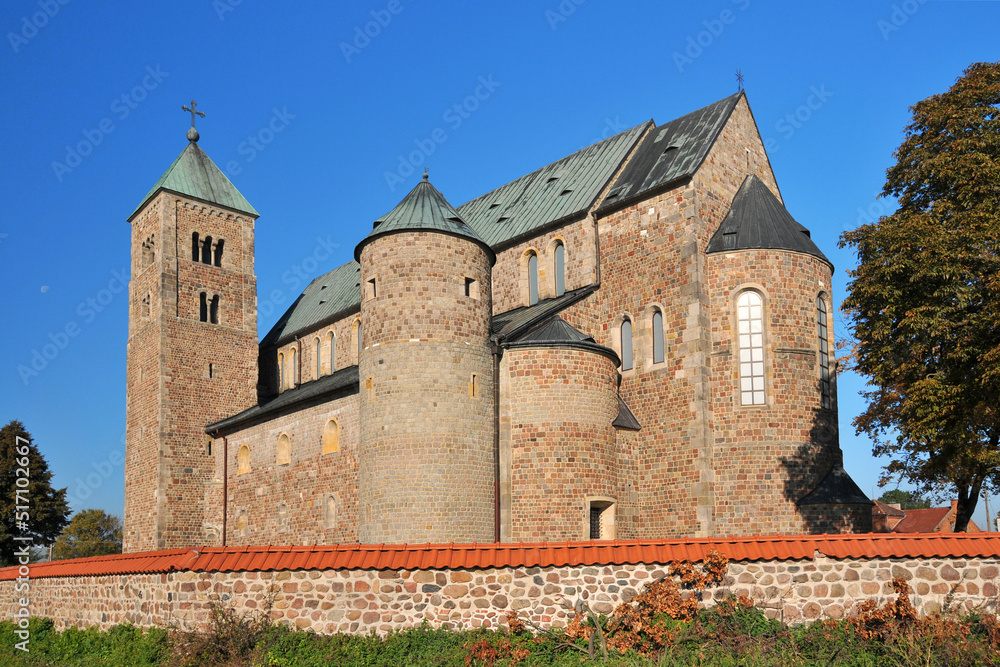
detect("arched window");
top-left (324, 494), bottom-right (338, 530)
top-left (356, 322), bottom-right (363, 362)
top-left (276, 503), bottom-right (288, 534)
top-left (817, 297), bottom-right (832, 409)
top-left (278, 353), bottom-right (285, 391)
top-left (192, 232), bottom-right (200, 262)
top-left (528, 252), bottom-right (539, 305)
top-left (328, 332), bottom-right (336, 373)
top-left (201, 235), bottom-right (213, 265)
top-left (199, 292), bottom-right (208, 322)
top-left (288, 347), bottom-right (297, 387)
top-left (621, 318), bottom-right (633, 371)
top-left (210, 295), bottom-right (219, 325)
top-left (276, 433), bottom-right (291, 466)
top-left (214, 239), bottom-right (224, 267)
top-left (236, 509), bottom-right (248, 538)
top-left (322, 418), bottom-right (340, 454)
top-left (554, 242), bottom-right (565, 297)
top-left (237, 444), bottom-right (251, 474)
top-left (652, 310), bottom-right (664, 364)
top-left (737, 291), bottom-right (765, 405)
top-left (315, 338), bottom-right (322, 380)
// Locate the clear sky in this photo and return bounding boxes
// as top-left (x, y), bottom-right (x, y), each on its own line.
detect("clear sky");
top-left (1, 1), bottom-right (998, 531)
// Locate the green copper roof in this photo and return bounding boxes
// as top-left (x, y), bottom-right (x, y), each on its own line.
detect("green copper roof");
top-left (354, 174), bottom-right (494, 263)
top-left (129, 141), bottom-right (258, 220)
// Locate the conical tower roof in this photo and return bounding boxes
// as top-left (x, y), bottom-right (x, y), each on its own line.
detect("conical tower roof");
top-left (129, 141), bottom-right (258, 221)
top-left (706, 175), bottom-right (828, 265)
top-left (355, 174), bottom-right (495, 264)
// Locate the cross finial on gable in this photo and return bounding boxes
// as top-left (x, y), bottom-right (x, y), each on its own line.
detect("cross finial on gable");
top-left (181, 100), bottom-right (206, 142)
top-left (736, 69), bottom-right (744, 92)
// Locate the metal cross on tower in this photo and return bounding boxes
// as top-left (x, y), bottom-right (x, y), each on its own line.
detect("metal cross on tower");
top-left (182, 100), bottom-right (206, 142)
top-left (736, 69), bottom-right (744, 92)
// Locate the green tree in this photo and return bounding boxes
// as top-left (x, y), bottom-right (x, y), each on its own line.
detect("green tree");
top-left (840, 61), bottom-right (1000, 532)
top-left (51, 508), bottom-right (122, 560)
top-left (0, 421), bottom-right (71, 565)
top-left (877, 489), bottom-right (931, 511)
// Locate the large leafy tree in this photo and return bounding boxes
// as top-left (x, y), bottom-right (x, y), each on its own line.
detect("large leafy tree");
top-left (51, 509), bottom-right (122, 560)
top-left (840, 61), bottom-right (1000, 532)
top-left (0, 421), bottom-right (71, 565)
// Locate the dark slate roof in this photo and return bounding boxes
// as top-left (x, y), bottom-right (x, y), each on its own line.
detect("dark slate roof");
top-left (490, 286), bottom-right (597, 343)
top-left (797, 465), bottom-right (873, 506)
top-left (458, 123), bottom-right (651, 249)
top-left (206, 366), bottom-right (359, 434)
top-left (597, 93), bottom-right (743, 214)
top-left (261, 261), bottom-right (361, 348)
top-left (706, 175), bottom-right (830, 264)
top-left (129, 141), bottom-right (258, 220)
top-left (613, 396), bottom-right (641, 431)
top-left (505, 315), bottom-right (620, 365)
top-left (355, 175), bottom-right (494, 263)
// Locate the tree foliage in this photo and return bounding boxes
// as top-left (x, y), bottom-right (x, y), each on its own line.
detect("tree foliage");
top-left (0, 421), bottom-right (71, 566)
top-left (51, 508), bottom-right (122, 561)
top-left (877, 488), bottom-right (931, 511)
top-left (840, 61), bottom-right (1000, 531)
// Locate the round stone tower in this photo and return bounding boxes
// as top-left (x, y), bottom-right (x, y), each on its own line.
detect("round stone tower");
top-left (705, 175), bottom-right (871, 535)
top-left (355, 174), bottom-right (497, 544)
top-left (503, 316), bottom-right (621, 542)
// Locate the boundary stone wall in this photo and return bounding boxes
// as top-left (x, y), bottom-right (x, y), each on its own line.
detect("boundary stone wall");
top-left (3, 552), bottom-right (997, 635)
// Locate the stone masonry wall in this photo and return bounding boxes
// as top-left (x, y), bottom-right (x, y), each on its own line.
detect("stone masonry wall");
top-left (5, 555), bottom-right (997, 636)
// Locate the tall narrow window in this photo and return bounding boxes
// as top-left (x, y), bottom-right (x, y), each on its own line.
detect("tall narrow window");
top-left (737, 291), bottom-right (766, 405)
top-left (528, 253), bottom-right (539, 305)
top-left (214, 239), bottom-right (224, 267)
top-left (554, 242), bottom-right (565, 297)
top-left (315, 338), bottom-right (322, 380)
top-left (199, 292), bottom-right (208, 322)
top-left (621, 319), bottom-right (633, 371)
top-left (357, 323), bottom-right (363, 361)
top-left (192, 232), bottom-right (200, 262)
top-left (276, 433), bottom-right (291, 466)
top-left (210, 295), bottom-right (219, 325)
top-left (324, 494), bottom-right (338, 530)
top-left (237, 444), bottom-right (251, 474)
top-left (817, 297), bottom-right (832, 409)
top-left (289, 348), bottom-right (297, 387)
top-left (278, 353), bottom-right (285, 391)
top-left (141, 293), bottom-right (151, 320)
top-left (652, 310), bottom-right (664, 364)
top-left (201, 235), bottom-right (213, 265)
top-left (328, 332), bottom-right (336, 373)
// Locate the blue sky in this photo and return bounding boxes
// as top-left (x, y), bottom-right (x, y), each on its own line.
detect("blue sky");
top-left (1, 1), bottom-right (998, 531)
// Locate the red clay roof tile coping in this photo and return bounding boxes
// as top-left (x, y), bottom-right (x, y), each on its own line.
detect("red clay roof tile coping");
top-left (3, 534), bottom-right (999, 581)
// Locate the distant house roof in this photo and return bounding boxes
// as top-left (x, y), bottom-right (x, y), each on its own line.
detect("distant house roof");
top-left (872, 499), bottom-right (907, 518)
top-left (706, 175), bottom-right (830, 265)
top-left (597, 93), bottom-right (744, 214)
top-left (892, 508), bottom-right (953, 533)
top-left (355, 174), bottom-right (494, 264)
top-left (129, 141), bottom-right (258, 220)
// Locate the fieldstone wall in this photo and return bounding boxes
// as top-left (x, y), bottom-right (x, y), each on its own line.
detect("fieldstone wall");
top-left (4, 554), bottom-right (997, 635)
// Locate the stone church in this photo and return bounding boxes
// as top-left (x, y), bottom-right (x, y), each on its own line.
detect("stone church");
top-left (122, 92), bottom-right (872, 553)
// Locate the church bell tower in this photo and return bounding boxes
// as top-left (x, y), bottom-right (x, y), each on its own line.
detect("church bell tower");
top-left (124, 103), bottom-right (260, 552)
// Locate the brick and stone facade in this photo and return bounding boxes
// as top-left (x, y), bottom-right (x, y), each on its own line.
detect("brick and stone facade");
top-left (126, 92), bottom-right (871, 553)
